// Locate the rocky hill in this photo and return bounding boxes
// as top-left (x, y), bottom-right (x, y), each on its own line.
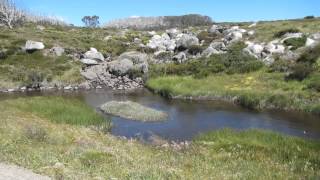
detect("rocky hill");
top-left (104, 14), bottom-right (213, 30)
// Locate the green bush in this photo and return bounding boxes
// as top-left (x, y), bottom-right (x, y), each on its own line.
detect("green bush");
top-left (223, 42), bottom-right (264, 74)
top-left (286, 63), bottom-right (314, 81)
top-left (266, 94), bottom-right (292, 109)
top-left (197, 31), bottom-right (220, 44)
top-left (80, 151), bottom-right (114, 167)
top-left (274, 28), bottom-right (301, 38)
top-left (306, 74), bottom-right (320, 92)
top-left (24, 124), bottom-right (48, 142)
top-left (188, 45), bottom-right (204, 55)
top-left (297, 43), bottom-right (320, 64)
top-left (284, 36), bottom-right (307, 50)
top-left (269, 58), bottom-right (292, 72)
top-left (236, 94), bottom-right (261, 110)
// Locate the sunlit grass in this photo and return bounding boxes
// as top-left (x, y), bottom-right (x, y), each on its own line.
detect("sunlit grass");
top-left (5, 96), bottom-right (107, 126)
top-left (147, 71), bottom-right (320, 113)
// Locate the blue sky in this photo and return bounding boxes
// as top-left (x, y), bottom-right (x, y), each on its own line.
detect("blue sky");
top-left (17, 0), bottom-right (320, 26)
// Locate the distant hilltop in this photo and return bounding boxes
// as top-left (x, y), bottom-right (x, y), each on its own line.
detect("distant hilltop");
top-left (104, 14), bottom-right (213, 30)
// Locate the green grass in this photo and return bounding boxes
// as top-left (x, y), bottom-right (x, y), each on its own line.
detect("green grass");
top-left (5, 96), bottom-right (108, 126)
top-left (147, 70), bottom-right (320, 113)
top-left (246, 18), bottom-right (320, 42)
top-left (0, 51), bottom-right (84, 88)
top-left (0, 96), bottom-right (319, 179)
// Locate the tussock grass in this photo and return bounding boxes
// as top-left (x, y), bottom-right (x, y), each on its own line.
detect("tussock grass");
top-left (0, 51), bottom-right (84, 88)
top-left (5, 96), bottom-right (107, 126)
top-left (0, 97), bottom-right (319, 179)
top-left (247, 18), bottom-right (320, 42)
top-left (100, 101), bottom-right (168, 122)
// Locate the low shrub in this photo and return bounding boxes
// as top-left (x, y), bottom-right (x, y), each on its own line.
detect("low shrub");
top-left (269, 58), bottom-right (292, 72)
top-left (284, 36), bottom-right (307, 50)
top-left (266, 94), bottom-right (293, 109)
top-left (197, 31), bottom-right (220, 45)
top-left (223, 42), bottom-right (264, 74)
top-left (236, 93), bottom-right (261, 110)
top-left (274, 28), bottom-right (301, 38)
top-left (310, 104), bottom-right (320, 116)
top-left (188, 45), bottom-right (204, 55)
top-left (297, 43), bottom-right (320, 64)
top-left (306, 73), bottom-right (320, 92)
top-left (24, 124), bottom-right (48, 142)
top-left (25, 70), bottom-right (46, 88)
top-left (80, 151), bottom-right (113, 167)
top-left (286, 63), bottom-right (314, 81)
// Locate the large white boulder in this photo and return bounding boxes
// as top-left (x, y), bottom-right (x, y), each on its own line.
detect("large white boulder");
top-left (208, 24), bottom-right (225, 34)
top-left (176, 34), bottom-right (199, 49)
top-left (25, 40), bottom-right (45, 51)
top-left (311, 33), bottom-right (320, 40)
top-left (249, 44), bottom-right (264, 54)
top-left (306, 38), bottom-right (316, 47)
top-left (80, 59), bottom-right (99, 65)
top-left (84, 48), bottom-right (104, 61)
top-left (248, 30), bottom-right (255, 36)
top-left (264, 43), bottom-right (285, 54)
top-left (147, 33), bottom-right (176, 51)
top-left (173, 52), bottom-right (187, 63)
top-left (108, 58), bottom-right (134, 76)
top-left (50, 46), bottom-right (64, 56)
top-left (166, 28), bottom-right (181, 39)
top-left (227, 31), bottom-right (243, 42)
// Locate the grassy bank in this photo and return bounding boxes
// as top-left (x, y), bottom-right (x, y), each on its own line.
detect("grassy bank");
top-left (147, 71), bottom-right (320, 114)
top-left (0, 96), bottom-right (319, 179)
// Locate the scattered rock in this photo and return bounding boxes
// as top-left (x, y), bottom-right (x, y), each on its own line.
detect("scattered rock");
top-left (226, 31), bottom-right (243, 42)
top-left (173, 52), bottom-right (187, 63)
top-left (248, 30), bottom-right (255, 36)
top-left (208, 24), bottom-right (225, 34)
top-left (25, 40), bottom-right (45, 51)
top-left (36, 25), bottom-right (45, 31)
top-left (80, 59), bottom-right (99, 65)
top-left (50, 46), bottom-right (65, 56)
top-left (166, 28), bottom-right (181, 39)
top-left (176, 34), bottom-right (199, 49)
top-left (147, 33), bottom-right (176, 51)
top-left (306, 38), bottom-right (316, 47)
top-left (117, 51), bottom-right (149, 73)
top-left (84, 48), bottom-right (104, 61)
top-left (108, 58), bottom-right (134, 76)
top-left (264, 43), bottom-right (285, 54)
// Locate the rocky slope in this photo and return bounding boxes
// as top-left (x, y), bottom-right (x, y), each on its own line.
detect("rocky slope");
top-left (1, 18), bottom-right (319, 92)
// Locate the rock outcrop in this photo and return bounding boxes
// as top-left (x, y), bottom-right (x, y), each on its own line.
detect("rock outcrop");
top-left (25, 40), bottom-right (45, 51)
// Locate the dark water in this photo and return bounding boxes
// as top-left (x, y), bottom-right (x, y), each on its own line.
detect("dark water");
top-left (1, 89), bottom-right (320, 141)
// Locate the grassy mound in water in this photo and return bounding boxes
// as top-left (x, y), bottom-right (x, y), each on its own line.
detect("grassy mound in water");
top-left (0, 96), bottom-right (320, 179)
top-left (100, 101), bottom-right (168, 122)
